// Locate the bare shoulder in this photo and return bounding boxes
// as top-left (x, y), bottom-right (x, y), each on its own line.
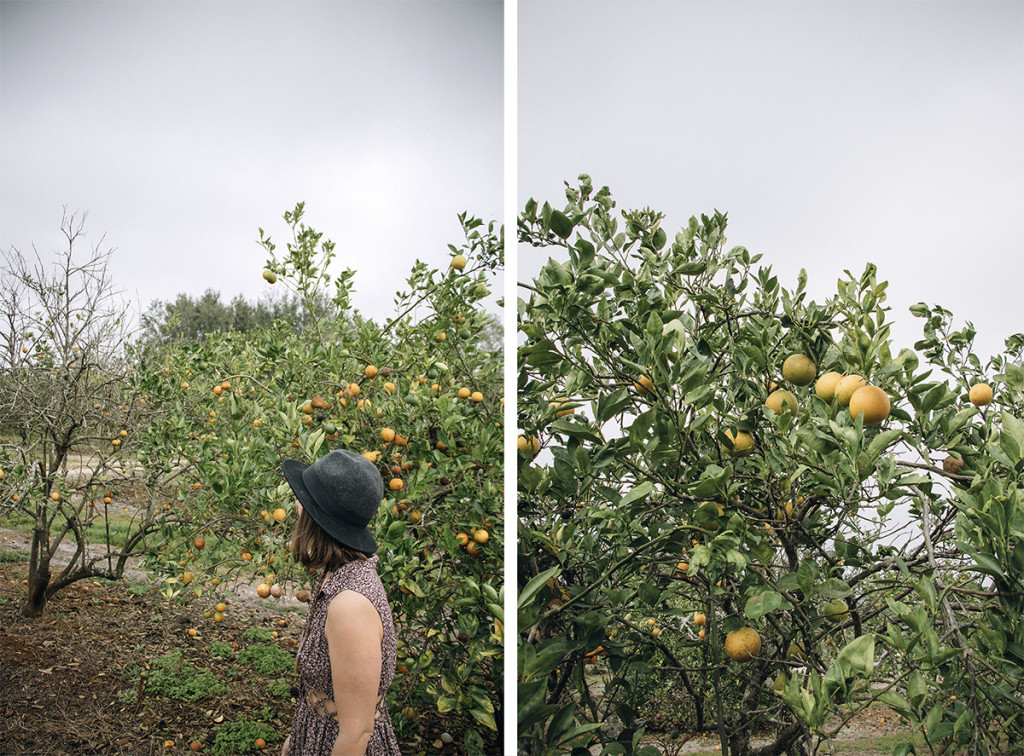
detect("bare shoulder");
top-left (326, 590), bottom-right (382, 638)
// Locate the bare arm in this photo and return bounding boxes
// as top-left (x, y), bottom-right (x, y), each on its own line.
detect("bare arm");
top-left (326, 590), bottom-right (384, 756)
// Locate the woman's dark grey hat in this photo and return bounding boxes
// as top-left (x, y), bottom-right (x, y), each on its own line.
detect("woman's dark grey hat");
top-left (282, 449), bottom-right (382, 554)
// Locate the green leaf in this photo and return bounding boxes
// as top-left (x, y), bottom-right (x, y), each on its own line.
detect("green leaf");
top-left (835, 634), bottom-right (874, 678)
top-left (1001, 411), bottom-right (1024, 458)
top-left (549, 210), bottom-right (574, 240)
top-left (745, 591), bottom-right (784, 619)
top-left (620, 481), bottom-right (655, 508)
top-left (519, 567), bottom-right (561, 612)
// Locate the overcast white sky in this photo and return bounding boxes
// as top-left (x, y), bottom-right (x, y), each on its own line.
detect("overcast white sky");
top-left (519, 0), bottom-right (1023, 363)
top-left (1, 0), bottom-right (502, 325)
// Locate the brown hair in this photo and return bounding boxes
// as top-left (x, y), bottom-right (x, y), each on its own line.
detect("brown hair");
top-left (290, 510), bottom-right (369, 572)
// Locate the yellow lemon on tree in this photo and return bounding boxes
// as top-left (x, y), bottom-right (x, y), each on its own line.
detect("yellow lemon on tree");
top-left (815, 371), bottom-right (843, 401)
top-left (848, 385), bottom-right (891, 426)
top-left (451, 254), bottom-right (467, 271)
top-left (835, 375), bottom-right (867, 407)
top-left (782, 354), bottom-right (816, 386)
top-left (725, 627), bottom-right (762, 662)
top-left (693, 612), bottom-right (706, 627)
top-left (969, 382), bottom-right (993, 407)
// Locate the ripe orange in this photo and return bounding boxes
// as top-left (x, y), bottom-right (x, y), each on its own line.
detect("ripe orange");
top-left (815, 371), bottom-right (843, 401)
top-left (213, 611), bottom-right (225, 623)
top-left (848, 385), bottom-right (891, 426)
top-left (969, 382), bottom-right (993, 407)
top-left (722, 429), bottom-right (754, 457)
top-left (409, 510), bottom-right (422, 523)
top-left (389, 478), bottom-right (404, 492)
top-left (256, 583), bottom-right (271, 598)
top-left (273, 508), bottom-right (287, 523)
top-left (254, 738), bottom-right (266, 750)
top-left (835, 375), bottom-right (867, 407)
top-left (346, 382), bottom-right (361, 397)
top-left (214, 385), bottom-right (223, 396)
top-left (187, 628), bottom-right (198, 637)
top-left (765, 389), bottom-right (798, 417)
top-left (182, 572), bottom-right (193, 584)
top-left (241, 552), bottom-right (252, 561)
top-left (517, 435), bottom-right (541, 455)
top-left (725, 627), bottom-right (762, 662)
top-left (456, 532), bottom-right (470, 548)
top-left (384, 381), bottom-right (396, 394)
top-left (380, 427), bottom-right (396, 443)
top-left (470, 391), bottom-right (484, 403)
top-left (693, 612), bottom-right (706, 627)
top-left (50, 491), bottom-right (61, 501)
top-left (473, 529), bottom-right (489, 545)
top-left (394, 434), bottom-right (408, 447)
top-left (458, 387), bottom-right (471, 399)
top-left (549, 399), bottom-right (574, 417)
top-left (364, 365), bottom-right (378, 379)
top-left (466, 541), bottom-right (482, 557)
top-left (634, 375), bottom-right (654, 395)
top-left (216, 602), bottom-right (227, 613)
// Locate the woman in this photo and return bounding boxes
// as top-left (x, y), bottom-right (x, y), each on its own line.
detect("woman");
top-left (280, 449), bottom-right (402, 756)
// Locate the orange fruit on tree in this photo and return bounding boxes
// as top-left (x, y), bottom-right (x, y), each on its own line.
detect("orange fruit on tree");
top-left (722, 429), bottom-right (754, 457)
top-left (549, 400), bottom-right (574, 417)
top-left (451, 254), bottom-right (467, 271)
top-left (50, 491), bottom-right (61, 501)
top-left (364, 365), bottom-right (378, 379)
top-left (213, 611), bottom-right (225, 623)
top-left (969, 382), bottom-right (993, 407)
top-left (765, 389), bottom-right (798, 417)
top-left (216, 602), bottom-right (227, 613)
top-left (214, 385), bottom-right (223, 396)
top-left (381, 427), bottom-right (396, 443)
top-left (835, 374), bottom-right (867, 407)
top-left (273, 508), bottom-right (287, 523)
top-left (394, 434), bottom-right (408, 447)
top-left (815, 371), bottom-right (843, 401)
top-left (389, 478), bottom-right (404, 492)
top-left (384, 381), bottom-right (396, 393)
top-left (471, 391), bottom-right (483, 403)
top-left (782, 354), bottom-right (816, 386)
top-left (346, 382), bottom-right (360, 397)
top-left (409, 509), bottom-right (422, 523)
top-left (458, 387), bottom-right (471, 399)
top-left (456, 532), bottom-right (470, 548)
top-left (634, 375), bottom-right (654, 395)
top-left (693, 612), bottom-right (706, 627)
top-left (725, 627), bottom-right (762, 662)
top-left (473, 529), bottom-right (489, 545)
top-left (849, 385), bottom-right (891, 426)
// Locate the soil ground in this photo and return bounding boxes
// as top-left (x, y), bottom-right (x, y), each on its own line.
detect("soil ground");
top-left (0, 543), bottom-right (483, 756)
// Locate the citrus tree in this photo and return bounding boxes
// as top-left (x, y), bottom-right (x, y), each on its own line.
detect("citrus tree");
top-left (134, 203), bottom-right (504, 748)
top-left (0, 211), bottom-right (176, 617)
top-left (517, 177), bottom-right (1023, 755)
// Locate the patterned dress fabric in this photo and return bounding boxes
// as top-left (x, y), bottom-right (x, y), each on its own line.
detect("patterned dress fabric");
top-left (289, 556), bottom-right (401, 755)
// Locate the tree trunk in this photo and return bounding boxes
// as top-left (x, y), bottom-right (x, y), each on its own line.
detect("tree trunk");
top-left (24, 527), bottom-right (51, 617)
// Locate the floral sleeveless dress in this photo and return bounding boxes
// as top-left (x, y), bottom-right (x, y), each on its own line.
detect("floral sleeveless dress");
top-left (289, 556), bottom-right (401, 755)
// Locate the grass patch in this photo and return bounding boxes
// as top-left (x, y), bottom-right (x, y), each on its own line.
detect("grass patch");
top-left (0, 549), bottom-right (28, 563)
top-left (121, 650), bottom-right (229, 704)
top-left (831, 731), bottom-right (925, 753)
top-left (267, 678), bottom-right (293, 698)
top-left (209, 641), bottom-right (235, 659)
top-left (3, 507), bottom-right (140, 550)
top-left (241, 627), bottom-right (275, 643)
top-left (208, 709), bottom-right (280, 756)
top-left (239, 643), bottom-right (294, 675)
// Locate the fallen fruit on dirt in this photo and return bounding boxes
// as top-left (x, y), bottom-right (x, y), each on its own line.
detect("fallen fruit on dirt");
top-left (256, 583), bottom-right (271, 598)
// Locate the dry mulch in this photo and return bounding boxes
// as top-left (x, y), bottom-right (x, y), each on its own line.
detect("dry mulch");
top-left (0, 560), bottom-right (472, 756)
